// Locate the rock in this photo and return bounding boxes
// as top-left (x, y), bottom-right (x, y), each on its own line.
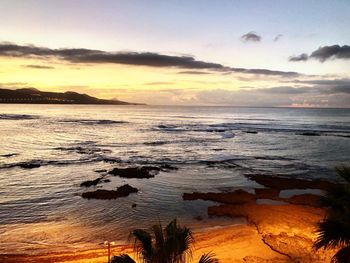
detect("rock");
top-left (132, 203), bottom-right (137, 208)
top-left (80, 178), bottom-right (101, 187)
top-left (108, 166), bottom-right (159, 179)
top-left (183, 189), bottom-right (256, 204)
top-left (246, 174), bottom-right (336, 190)
top-left (19, 162), bottom-right (41, 169)
top-left (82, 184), bottom-right (138, 199)
top-left (254, 188), bottom-right (280, 199)
top-left (284, 193), bottom-right (323, 207)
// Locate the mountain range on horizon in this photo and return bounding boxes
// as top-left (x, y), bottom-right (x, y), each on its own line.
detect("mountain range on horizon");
top-left (0, 88), bottom-right (139, 105)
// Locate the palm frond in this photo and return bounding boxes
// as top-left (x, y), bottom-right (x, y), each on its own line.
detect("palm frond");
top-left (152, 223), bottom-right (165, 249)
top-left (321, 186), bottom-right (350, 209)
top-left (315, 219), bottom-right (350, 249)
top-left (331, 246), bottom-right (350, 263)
top-left (132, 229), bottom-right (153, 261)
top-left (198, 252), bottom-right (219, 263)
top-left (111, 254), bottom-right (136, 263)
top-left (164, 218), bottom-right (194, 263)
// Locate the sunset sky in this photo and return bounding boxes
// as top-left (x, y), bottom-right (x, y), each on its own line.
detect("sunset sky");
top-left (0, 0), bottom-right (349, 107)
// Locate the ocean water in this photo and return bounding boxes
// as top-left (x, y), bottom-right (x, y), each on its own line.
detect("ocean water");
top-left (0, 104), bottom-right (349, 253)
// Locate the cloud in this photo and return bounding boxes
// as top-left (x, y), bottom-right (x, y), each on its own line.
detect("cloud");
top-left (256, 86), bottom-right (312, 94)
top-left (0, 42), bottom-right (299, 77)
top-left (289, 78), bottom-right (350, 86)
top-left (144, 82), bottom-right (174, 85)
top-left (289, 45), bottom-right (350, 62)
top-left (177, 70), bottom-right (212, 75)
top-left (22, 64), bottom-right (55, 69)
top-left (240, 31), bottom-right (261, 42)
top-left (322, 85), bottom-right (350, 94)
top-left (192, 85), bottom-right (350, 107)
top-left (274, 34), bottom-right (283, 42)
top-left (310, 45), bottom-right (350, 62)
top-left (289, 53), bottom-right (308, 62)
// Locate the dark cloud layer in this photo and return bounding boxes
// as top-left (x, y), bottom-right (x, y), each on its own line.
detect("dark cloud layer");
top-left (0, 42), bottom-right (299, 77)
top-left (240, 32), bottom-right (261, 42)
top-left (289, 45), bottom-right (350, 62)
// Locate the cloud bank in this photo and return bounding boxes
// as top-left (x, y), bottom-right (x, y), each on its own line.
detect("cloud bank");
top-left (0, 42), bottom-right (300, 77)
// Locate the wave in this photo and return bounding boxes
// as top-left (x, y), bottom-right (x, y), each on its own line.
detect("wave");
top-left (0, 114), bottom-right (38, 120)
top-left (59, 119), bottom-right (127, 125)
top-left (54, 146), bottom-right (112, 155)
top-left (154, 122), bottom-right (350, 138)
top-left (143, 141), bottom-right (170, 146)
top-left (0, 156), bottom-right (122, 170)
top-left (0, 153), bottom-right (18, 158)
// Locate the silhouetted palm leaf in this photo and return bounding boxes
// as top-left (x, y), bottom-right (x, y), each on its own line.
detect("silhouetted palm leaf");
top-left (133, 229), bottom-right (153, 261)
top-left (115, 219), bottom-right (218, 263)
top-left (315, 165), bottom-right (350, 262)
top-left (111, 254), bottom-right (136, 263)
top-left (315, 218), bottom-right (350, 249)
top-left (331, 246), bottom-right (350, 263)
top-left (198, 253), bottom-right (219, 263)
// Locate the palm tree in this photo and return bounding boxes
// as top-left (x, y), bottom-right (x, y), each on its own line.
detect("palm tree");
top-left (111, 219), bottom-right (218, 263)
top-left (314, 166), bottom-right (350, 263)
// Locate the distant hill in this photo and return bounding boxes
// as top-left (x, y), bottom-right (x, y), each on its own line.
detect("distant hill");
top-left (0, 88), bottom-right (140, 105)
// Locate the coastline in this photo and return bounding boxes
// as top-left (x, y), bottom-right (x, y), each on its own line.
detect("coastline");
top-left (0, 180), bottom-right (339, 263)
top-left (0, 206), bottom-right (337, 263)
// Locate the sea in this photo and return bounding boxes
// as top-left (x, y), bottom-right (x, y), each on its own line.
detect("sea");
top-left (0, 104), bottom-right (349, 254)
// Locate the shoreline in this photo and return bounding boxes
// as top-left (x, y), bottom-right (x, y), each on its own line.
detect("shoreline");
top-left (0, 204), bottom-right (338, 262)
top-left (0, 211), bottom-right (337, 263)
top-left (0, 173), bottom-right (342, 262)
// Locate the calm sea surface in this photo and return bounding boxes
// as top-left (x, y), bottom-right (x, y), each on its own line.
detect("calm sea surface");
top-left (0, 104), bottom-right (349, 253)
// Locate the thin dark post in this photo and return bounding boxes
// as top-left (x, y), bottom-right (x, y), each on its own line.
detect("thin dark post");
top-left (108, 242), bottom-right (111, 263)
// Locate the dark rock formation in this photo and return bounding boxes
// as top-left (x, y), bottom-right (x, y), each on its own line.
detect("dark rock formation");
top-left (108, 166), bottom-right (159, 179)
top-left (246, 174), bottom-right (335, 190)
top-left (82, 184), bottom-right (138, 199)
top-left (183, 189), bottom-right (256, 204)
top-left (80, 178), bottom-right (101, 187)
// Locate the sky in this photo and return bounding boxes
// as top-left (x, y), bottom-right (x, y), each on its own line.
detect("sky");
top-left (0, 0), bottom-right (349, 107)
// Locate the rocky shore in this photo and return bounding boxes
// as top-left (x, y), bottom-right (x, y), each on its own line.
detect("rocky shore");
top-left (0, 170), bottom-right (341, 262)
top-left (182, 174), bottom-right (341, 262)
